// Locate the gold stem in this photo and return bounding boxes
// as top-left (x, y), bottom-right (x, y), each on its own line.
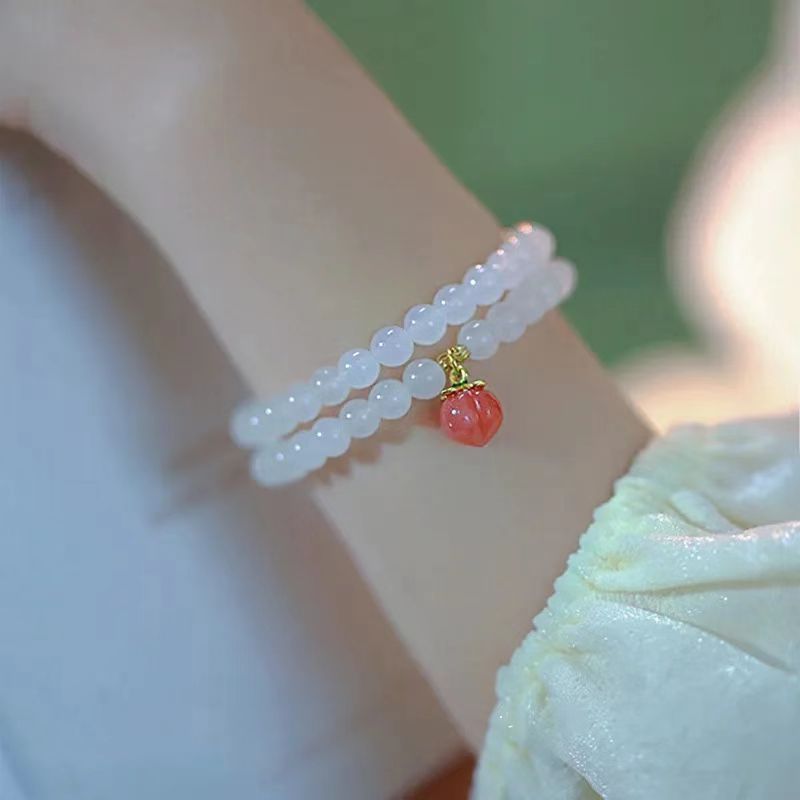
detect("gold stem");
top-left (435, 345), bottom-right (486, 398)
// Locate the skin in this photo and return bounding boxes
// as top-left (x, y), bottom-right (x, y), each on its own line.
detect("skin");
top-left (0, 0), bottom-right (650, 745)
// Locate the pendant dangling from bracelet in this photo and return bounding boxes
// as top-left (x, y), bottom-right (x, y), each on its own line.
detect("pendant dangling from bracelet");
top-left (436, 345), bottom-right (503, 447)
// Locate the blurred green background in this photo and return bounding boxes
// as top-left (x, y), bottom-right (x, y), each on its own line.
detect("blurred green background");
top-left (309, 0), bottom-right (773, 364)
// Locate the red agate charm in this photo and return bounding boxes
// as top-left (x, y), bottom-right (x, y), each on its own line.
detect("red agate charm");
top-left (440, 384), bottom-right (503, 446)
top-left (436, 345), bottom-right (503, 447)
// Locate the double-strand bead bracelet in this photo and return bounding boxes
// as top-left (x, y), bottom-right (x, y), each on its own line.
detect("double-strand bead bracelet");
top-left (230, 222), bottom-right (576, 486)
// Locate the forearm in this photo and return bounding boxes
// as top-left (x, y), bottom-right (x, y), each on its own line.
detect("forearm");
top-left (0, 0), bottom-right (650, 743)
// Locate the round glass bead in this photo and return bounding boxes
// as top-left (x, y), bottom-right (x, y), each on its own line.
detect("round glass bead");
top-left (463, 262), bottom-right (505, 306)
top-left (310, 366), bottom-right (351, 406)
top-left (368, 379), bottom-right (412, 420)
top-left (369, 325), bottom-right (415, 367)
top-left (457, 319), bottom-right (499, 360)
top-left (508, 276), bottom-right (547, 326)
top-left (550, 258), bottom-right (578, 301)
top-left (516, 222), bottom-right (555, 263)
top-left (284, 382), bottom-right (322, 424)
top-left (491, 240), bottom-right (529, 290)
top-left (230, 399), bottom-right (294, 447)
top-left (402, 358), bottom-right (446, 399)
top-left (486, 302), bottom-right (526, 343)
top-left (339, 398), bottom-right (381, 438)
top-left (433, 283), bottom-right (477, 325)
top-left (287, 429), bottom-right (327, 471)
top-left (403, 304), bottom-right (448, 345)
top-left (533, 258), bottom-right (577, 309)
top-left (250, 444), bottom-right (305, 487)
top-left (338, 348), bottom-right (381, 389)
top-left (311, 417), bottom-right (351, 458)
top-left (538, 272), bottom-right (561, 306)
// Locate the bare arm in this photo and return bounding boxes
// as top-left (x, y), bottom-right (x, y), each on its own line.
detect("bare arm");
top-left (0, 0), bottom-right (650, 744)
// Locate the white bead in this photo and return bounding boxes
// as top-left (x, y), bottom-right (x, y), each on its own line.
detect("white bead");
top-left (403, 304), bottom-right (448, 345)
top-left (230, 399), bottom-right (294, 446)
top-left (483, 248), bottom-right (512, 291)
top-left (516, 221), bottom-right (556, 262)
top-left (537, 259), bottom-right (577, 308)
top-left (339, 398), bottom-right (381, 438)
top-left (492, 238), bottom-right (530, 289)
top-left (338, 348), bottom-right (381, 389)
top-left (283, 382), bottom-right (322, 424)
top-left (311, 417), bottom-right (351, 458)
top-left (551, 258), bottom-right (578, 301)
top-left (463, 262), bottom-right (505, 306)
top-left (287, 429), bottom-right (328, 471)
top-left (486, 302), bottom-right (526, 343)
top-left (250, 444), bottom-right (305, 487)
top-left (457, 319), bottom-right (499, 360)
top-left (508, 277), bottom-right (548, 326)
top-left (310, 366), bottom-right (351, 406)
top-left (433, 283), bottom-right (477, 325)
top-left (369, 325), bottom-right (415, 367)
top-left (368, 379), bottom-right (412, 419)
top-left (402, 358), bottom-right (445, 399)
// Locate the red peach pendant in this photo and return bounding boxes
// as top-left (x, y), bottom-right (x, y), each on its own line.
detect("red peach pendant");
top-left (440, 384), bottom-right (503, 447)
top-left (436, 344), bottom-right (503, 447)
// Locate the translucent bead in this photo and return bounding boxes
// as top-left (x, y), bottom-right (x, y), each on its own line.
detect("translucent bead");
top-left (283, 382), bottom-right (322, 424)
top-left (502, 229), bottom-right (518, 244)
top-left (516, 222), bottom-right (556, 262)
top-left (537, 259), bottom-right (577, 309)
top-left (230, 399), bottom-right (294, 447)
top-left (433, 283), bottom-right (477, 325)
top-left (368, 379), bottom-right (412, 419)
top-left (482, 247), bottom-right (511, 291)
top-left (491, 239), bottom-right (529, 289)
top-left (403, 304), bottom-right (448, 345)
top-left (250, 444), bottom-right (305, 487)
top-left (339, 398), bottom-right (381, 438)
top-left (287, 429), bottom-right (328, 471)
top-left (486, 302), bottom-right (526, 343)
top-left (463, 262), bottom-right (505, 306)
top-left (311, 417), bottom-right (351, 458)
top-left (551, 258), bottom-right (578, 301)
top-left (508, 276), bottom-right (548, 325)
top-left (402, 358), bottom-right (446, 399)
top-left (267, 391), bottom-right (300, 429)
top-left (338, 348), bottom-right (381, 389)
top-left (310, 365), bottom-right (351, 406)
top-left (369, 325), bottom-right (415, 367)
top-left (458, 319), bottom-right (499, 360)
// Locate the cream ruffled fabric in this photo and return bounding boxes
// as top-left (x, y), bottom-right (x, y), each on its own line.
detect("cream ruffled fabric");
top-left (474, 414), bottom-right (800, 800)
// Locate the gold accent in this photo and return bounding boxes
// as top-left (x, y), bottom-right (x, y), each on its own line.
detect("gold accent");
top-left (440, 379), bottom-right (485, 398)
top-left (436, 345), bottom-right (485, 399)
top-left (437, 344), bottom-right (470, 384)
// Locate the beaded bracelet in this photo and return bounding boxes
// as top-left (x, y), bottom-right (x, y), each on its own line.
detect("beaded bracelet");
top-left (230, 222), bottom-right (576, 486)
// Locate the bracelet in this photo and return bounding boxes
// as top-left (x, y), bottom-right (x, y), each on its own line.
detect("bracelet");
top-left (230, 222), bottom-right (576, 486)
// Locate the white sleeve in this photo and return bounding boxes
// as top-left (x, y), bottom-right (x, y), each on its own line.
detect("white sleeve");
top-left (474, 414), bottom-right (800, 800)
